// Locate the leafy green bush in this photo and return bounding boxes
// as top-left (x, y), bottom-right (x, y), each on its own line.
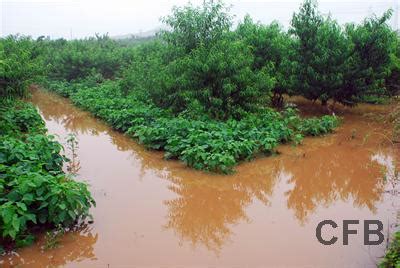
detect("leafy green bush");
top-left (297, 116), bottom-right (340, 136)
top-left (30, 0), bottom-right (398, 116)
top-left (160, 0), bottom-right (232, 53)
top-left (380, 231), bottom-right (400, 268)
top-left (236, 16), bottom-right (298, 107)
top-left (120, 1), bottom-right (275, 120)
top-left (119, 40), bottom-right (172, 99)
top-left (0, 36), bottom-right (44, 97)
top-left (0, 100), bottom-right (95, 250)
top-left (344, 9), bottom-right (397, 103)
top-left (162, 37), bottom-right (274, 119)
top-left (44, 35), bottom-right (127, 82)
top-left (386, 35), bottom-right (400, 96)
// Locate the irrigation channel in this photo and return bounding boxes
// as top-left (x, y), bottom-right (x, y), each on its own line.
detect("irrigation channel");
top-left (1, 88), bottom-right (399, 267)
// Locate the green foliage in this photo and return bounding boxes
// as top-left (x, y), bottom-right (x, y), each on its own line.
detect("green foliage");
top-left (380, 231), bottom-right (400, 268)
top-left (43, 225), bottom-right (65, 250)
top-left (291, 0), bottom-right (396, 106)
top-left (162, 37), bottom-right (274, 119)
top-left (0, 100), bottom-right (95, 249)
top-left (357, 95), bottom-right (390, 104)
top-left (290, 0), bottom-right (323, 103)
top-left (42, 34), bottom-right (131, 82)
top-left (297, 115), bottom-right (340, 136)
top-left (386, 35), bottom-right (400, 96)
top-left (146, 1), bottom-right (274, 119)
top-left (236, 16), bottom-right (298, 106)
top-left (34, 0), bottom-right (397, 117)
top-left (51, 80), bottom-right (338, 173)
top-left (19, 0), bottom-right (341, 174)
top-left (2, 0), bottom-right (399, 107)
top-left (2, 0), bottom-right (398, 254)
top-left (121, 1), bottom-right (276, 120)
top-left (290, 0), bottom-right (350, 106)
top-left (0, 36), bottom-right (44, 97)
top-left (344, 9), bottom-right (397, 102)
top-left (161, 0), bottom-right (233, 53)
top-left (119, 40), bottom-right (171, 99)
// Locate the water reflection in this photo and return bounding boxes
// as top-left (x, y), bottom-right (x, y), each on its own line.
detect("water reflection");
top-left (372, 153), bottom-right (400, 193)
top-left (26, 89), bottom-right (399, 261)
top-left (284, 148), bottom-right (385, 223)
top-left (161, 148), bottom-right (389, 251)
top-left (31, 89), bottom-right (108, 136)
top-left (162, 166), bottom-right (280, 253)
top-left (372, 153), bottom-right (400, 236)
top-left (1, 225), bottom-right (97, 268)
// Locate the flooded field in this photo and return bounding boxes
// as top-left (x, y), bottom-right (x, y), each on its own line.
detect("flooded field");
top-left (1, 89), bottom-right (399, 267)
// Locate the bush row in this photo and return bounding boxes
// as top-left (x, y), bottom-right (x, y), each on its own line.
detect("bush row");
top-left (48, 80), bottom-right (339, 173)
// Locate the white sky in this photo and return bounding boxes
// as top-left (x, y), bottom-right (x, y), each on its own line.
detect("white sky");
top-left (1, 0), bottom-right (399, 39)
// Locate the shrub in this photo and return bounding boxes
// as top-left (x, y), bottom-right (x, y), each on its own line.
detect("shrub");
top-left (0, 100), bottom-right (95, 250)
top-left (344, 10), bottom-right (397, 103)
top-left (119, 40), bottom-right (171, 99)
top-left (162, 37), bottom-right (275, 119)
top-left (0, 36), bottom-right (44, 98)
top-left (44, 35), bottom-right (129, 82)
top-left (236, 16), bottom-right (298, 106)
top-left (160, 0), bottom-right (232, 53)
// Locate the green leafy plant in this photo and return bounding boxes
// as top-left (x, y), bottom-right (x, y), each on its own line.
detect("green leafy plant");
top-left (0, 100), bottom-right (95, 250)
top-left (0, 36), bottom-right (44, 97)
top-left (236, 16), bottom-right (298, 107)
top-left (53, 82), bottom-right (338, 173)
top-left (66, 133), bottom-right (81, 175)
top-left (290, 0), bottom-right (396, 107)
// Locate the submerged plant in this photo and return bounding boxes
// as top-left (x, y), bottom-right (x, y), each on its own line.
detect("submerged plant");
top-left (43, 225), bottom-right (65, 250)
top-left (66, 133), bottom-right (81, 176)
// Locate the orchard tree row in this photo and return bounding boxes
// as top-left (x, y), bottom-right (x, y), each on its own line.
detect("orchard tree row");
top-left (1, 0), bottom-right (399, 113)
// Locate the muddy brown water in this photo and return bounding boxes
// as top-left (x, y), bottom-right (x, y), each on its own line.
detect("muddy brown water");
top-left (1, 89), bottom-right (399, 267)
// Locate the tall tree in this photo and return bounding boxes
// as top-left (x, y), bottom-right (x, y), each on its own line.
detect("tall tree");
top-left (0, 36), bottom-right (44, 98)
top-left (344, 10), bottom-right (396, 103)
top-left (290, 0), bottom-right (349, 106)
top-left (161, 0), bottom-right (233, 53)
top-left (236, 16), bottom-right (298, 106)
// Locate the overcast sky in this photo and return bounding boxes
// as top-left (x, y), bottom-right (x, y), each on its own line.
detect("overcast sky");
top-left (1, 0), bottom-right (399, 39)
